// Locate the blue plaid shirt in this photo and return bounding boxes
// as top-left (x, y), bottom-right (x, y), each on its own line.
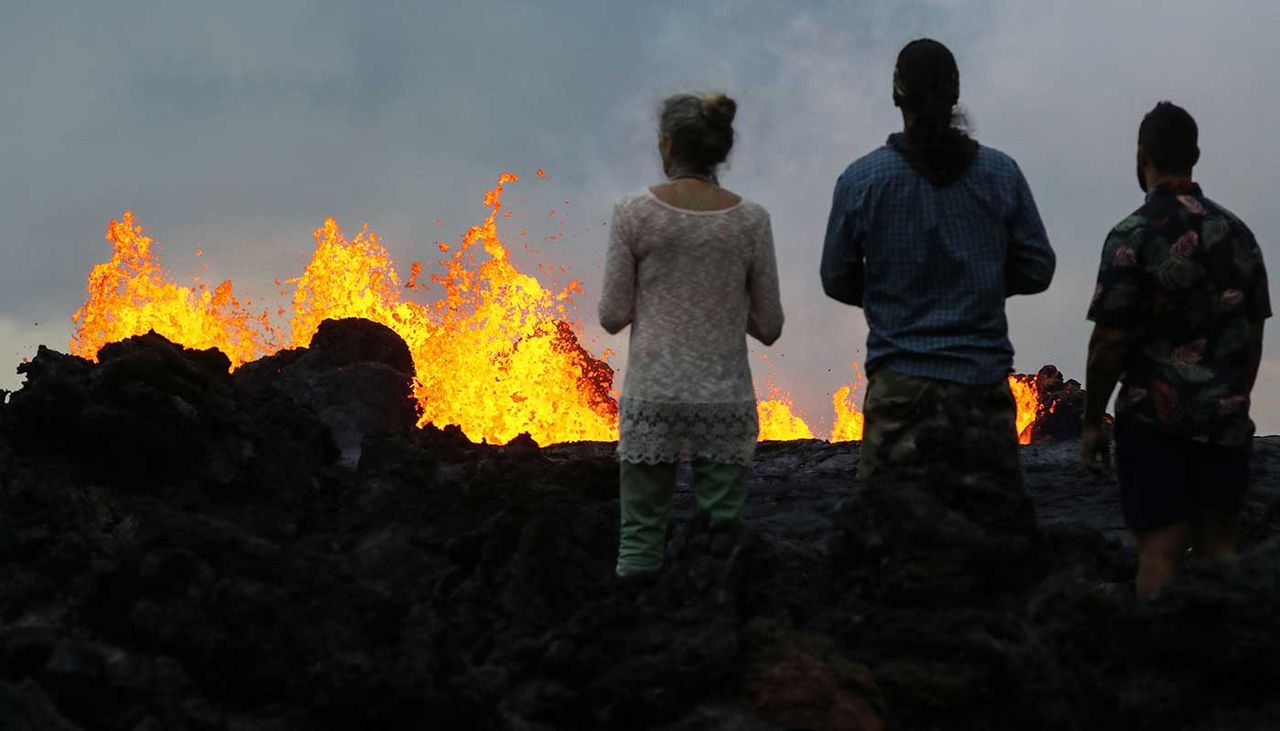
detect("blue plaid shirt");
top-left (821, 144), bottom-right (1055, 385)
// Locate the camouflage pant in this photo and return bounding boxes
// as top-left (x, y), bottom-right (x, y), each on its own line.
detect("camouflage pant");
top-left (858, 367), bottom-right (1023, 488)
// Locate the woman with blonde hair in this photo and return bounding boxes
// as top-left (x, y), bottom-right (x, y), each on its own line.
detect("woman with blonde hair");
top-left (599, 92), bottom-right (784, 578)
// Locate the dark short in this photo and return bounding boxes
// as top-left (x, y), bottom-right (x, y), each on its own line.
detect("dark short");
top-left (1114, 415), bottom-right (1251, 531)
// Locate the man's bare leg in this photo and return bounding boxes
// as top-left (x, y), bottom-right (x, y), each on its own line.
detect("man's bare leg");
top-left (1134, 522), bottom-right (1190, 601)
top-left (1192, 510), bottom-right (1239, 560)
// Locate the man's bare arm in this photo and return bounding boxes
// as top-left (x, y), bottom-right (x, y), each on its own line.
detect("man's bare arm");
top-left (1084, 324), bottom-right (1132, 425)
top-left (1081, 324), bottom-right (1132, 473)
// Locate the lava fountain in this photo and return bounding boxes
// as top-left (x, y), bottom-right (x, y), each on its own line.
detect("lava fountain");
top-left (1009, 374), bottom-right (1041, 446)
top-left (66, 171), bottom-right (1054, 446)
top-left (757, 381), bottom-right (816, 441)
top-left (283, 173), bottom-right (618, 444)
top-left (71, 213), bottom-right (283, 367)
top-left (72, 173), bottom-right (618, 445)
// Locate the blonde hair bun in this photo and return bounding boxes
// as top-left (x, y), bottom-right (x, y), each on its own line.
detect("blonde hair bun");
top-left (701, 94), bottom-right (737, 129)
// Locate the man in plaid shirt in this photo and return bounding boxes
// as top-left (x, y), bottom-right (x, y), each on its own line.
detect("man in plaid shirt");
top-left (821, 39), bottom-right (1055, 486)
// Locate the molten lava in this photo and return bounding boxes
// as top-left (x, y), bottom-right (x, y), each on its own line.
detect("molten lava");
top-left (1009, 374), bottom-right (1041, 445)
top-left (71, 213), bottom-right (282, 367)
top-left (69, 172), bottom-right (1045, 448)
top-left (830, 386), bottom-right (866, 442)
top-left (757, 385), bottom-right (815, 441)
top-left (72, 174), bottom-right (617, 446)
top-left (284, 174), bottom-right (617, 445)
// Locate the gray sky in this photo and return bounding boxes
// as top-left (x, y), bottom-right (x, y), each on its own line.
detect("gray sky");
top-left (3, 1), bottom-right (1278, 435)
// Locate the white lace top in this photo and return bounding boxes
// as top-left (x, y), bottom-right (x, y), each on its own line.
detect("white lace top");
top-left (598, 189), bottom-right (784, 464)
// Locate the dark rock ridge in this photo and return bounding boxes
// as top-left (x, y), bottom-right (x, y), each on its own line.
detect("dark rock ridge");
top-left (236, 318), bottom-right (419, 468)
top-left (2, 319), bottom-right (1279, 730)
top-left (1024, 364), bottom-right (1089, 442)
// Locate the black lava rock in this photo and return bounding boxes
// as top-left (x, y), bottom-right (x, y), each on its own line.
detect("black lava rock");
top-left (1, 326), bottom-right (1278, 730)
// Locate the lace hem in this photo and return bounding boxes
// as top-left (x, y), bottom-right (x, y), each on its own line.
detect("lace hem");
top-left (617, 398), bottom-right (758, 465)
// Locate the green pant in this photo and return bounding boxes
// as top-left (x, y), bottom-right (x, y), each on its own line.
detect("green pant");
top-left (616, 460), bottom-right (749, 577)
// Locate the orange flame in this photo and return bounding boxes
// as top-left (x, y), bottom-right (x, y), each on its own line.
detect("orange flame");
top-left (830, 391), bottom-right (865, 443)
top-left (67, 174), bottom-right (1045, 449)
top-left (829, 363), bottom-right (866, 442)
top-left (72, 174), bottom-right (617, 446)
top-left (757, 381), bottom-right (815, 440)
top-left (71, 212), bottom-right (282, 367)
top-left (1009, 374), bottom-right (1040, 445)
top-left (757, 400), bottom-right (815, 441)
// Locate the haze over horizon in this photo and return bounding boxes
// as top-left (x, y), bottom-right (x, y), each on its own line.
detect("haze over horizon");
top-left (3, 1), bottom-right (1278, 436)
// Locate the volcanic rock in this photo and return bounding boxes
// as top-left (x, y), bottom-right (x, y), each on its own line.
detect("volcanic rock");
top-left (235, 317), bottom-right (418, 468)
top-left (2, 332), bottom-right (334, 500)
top-left (1, 326), bottom-right (1279, 729)
top-left (1028, 365), bottom-right (1089, 442)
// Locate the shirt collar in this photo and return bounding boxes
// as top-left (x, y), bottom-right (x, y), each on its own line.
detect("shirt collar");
top-left (1146, 179), bottom-right (1202, 203)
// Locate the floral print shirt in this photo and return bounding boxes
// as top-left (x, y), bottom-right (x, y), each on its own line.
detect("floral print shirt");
top-left (1089, 181), bottom-right (1271, 445)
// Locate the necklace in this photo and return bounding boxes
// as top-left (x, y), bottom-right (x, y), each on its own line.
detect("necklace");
top-left (666, 171), bottom-right (720, 210)
top-left (668, 171), bottom-right (718, 185)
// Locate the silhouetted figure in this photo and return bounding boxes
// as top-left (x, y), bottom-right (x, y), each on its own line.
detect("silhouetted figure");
top-left (1083, 101), bottom-right (1270, 601)
top-left (598, 93), bottom-right (784, 578)
top-left (821, 38), bottom-right (1055, 486)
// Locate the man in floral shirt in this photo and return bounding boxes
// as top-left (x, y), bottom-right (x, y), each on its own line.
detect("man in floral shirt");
top-left (1084, 101), bottom-right (1270, 600)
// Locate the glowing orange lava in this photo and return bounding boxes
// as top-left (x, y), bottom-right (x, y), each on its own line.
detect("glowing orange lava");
top-left (68, 173), bottom-right (1039, 448)
top-left (756, 381), bottom-right (816, 441)
top-left (757, 401), bottom-right (815, 441)
top-left (1009, 374), bottom-right (1041, 445)
top-left (71, 212), bottom-right (282, 367)
top-left (830, 392), bottom-right (865, 443)
top-left (72, 174), bottom-right (617, 446)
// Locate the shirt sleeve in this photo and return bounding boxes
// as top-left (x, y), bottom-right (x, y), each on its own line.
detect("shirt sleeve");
top-left (597, 201), bottom-right (635, 334)
top-left (747, 211), bottom-right (784, 345)
top-left (1005, 164), bottom-right (1056, 296)
top-left (1245, 232), bottom-right (1272, 321)
top-left (1087, 223), bottom-right (1145, 329)
top-left (820, 172), bottom-right (866, 307)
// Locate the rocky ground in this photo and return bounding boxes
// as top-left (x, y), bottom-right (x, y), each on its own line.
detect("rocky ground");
top-left (2, 319), bottom-right (1279, 730)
